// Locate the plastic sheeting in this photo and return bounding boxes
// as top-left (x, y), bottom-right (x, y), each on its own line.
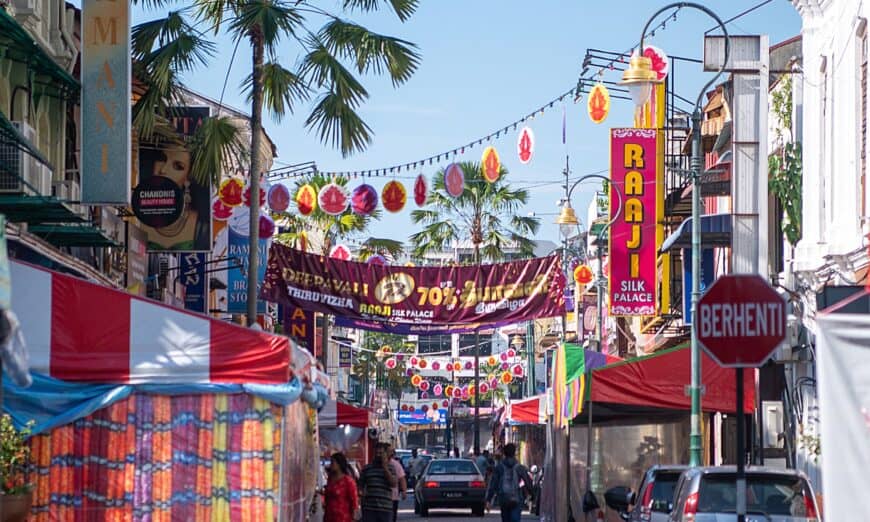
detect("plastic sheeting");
top-left (23, 392), bottom-right (318, 521)
top-left (816, 313), bottom-right (870, 522)
top-left (3, 372), bottom-right (303, 435)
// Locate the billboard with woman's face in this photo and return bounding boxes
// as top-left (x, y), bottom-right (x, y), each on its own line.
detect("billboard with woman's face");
top-left (132, 107), bottom-right (213, 252)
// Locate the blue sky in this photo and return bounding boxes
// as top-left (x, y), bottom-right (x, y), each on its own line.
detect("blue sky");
top-left (123, 0), bottom-right (803, 247)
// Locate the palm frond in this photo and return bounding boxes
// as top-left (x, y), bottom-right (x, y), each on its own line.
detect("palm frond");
top-left (242, 61), bottom-right (310, 122)
top-left (340, 0), bottom-right (420, 21)
top-left (357, 237), bottom-right (405, 260)
top-left (228, 1), bottom-right (304, 51)
top-left (305, 92), bottom-right (373, 157)
top-left (187, 116), bottom-right (247, 186)
top-left (299, 37), bottom-right (369, 107)
top-left (319, 19), bottom-right (420, 86)
top-left (193, 0), bottom-right (228, 34)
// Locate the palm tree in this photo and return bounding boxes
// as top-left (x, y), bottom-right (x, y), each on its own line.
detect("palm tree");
top-left (409, 162), bottom-right (541, 264)
top-left (132, 0), bottom-right (422, 324)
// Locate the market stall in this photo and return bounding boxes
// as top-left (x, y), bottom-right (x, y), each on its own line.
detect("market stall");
top-left (4, 260), bottom-right (323, 521)
top-left (317, 398), bottom-right (372, 465)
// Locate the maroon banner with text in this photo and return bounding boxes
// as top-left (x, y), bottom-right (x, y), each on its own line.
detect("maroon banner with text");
top-left (261, 243), bottom-right (566, 327)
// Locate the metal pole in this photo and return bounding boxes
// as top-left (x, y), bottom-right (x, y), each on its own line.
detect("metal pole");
top-left (596, 239), bottom-right (604, 352)
top-left (526, 321), bottom-right (536, 396)
top-left (474, 328), bottom-right (481, 455)
top-left (689, 107), bottom-right (704, 467)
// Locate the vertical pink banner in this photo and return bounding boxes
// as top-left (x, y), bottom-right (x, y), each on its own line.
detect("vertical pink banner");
top-left (609, 128), bottom-right (660, 316)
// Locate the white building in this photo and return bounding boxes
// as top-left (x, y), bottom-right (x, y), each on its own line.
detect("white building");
top-left (788, 0), bottom-right (870, 491)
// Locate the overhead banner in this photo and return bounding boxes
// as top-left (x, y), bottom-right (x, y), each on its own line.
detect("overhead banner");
top-left (609, 128), bottom-right (661, 316)
top-left (281, 305), bottom-right (315, 354)
top-left (261, 243), bottom-right (565, 327)
top-left (81, 0), bottom-right (131, 204)
top-left (132, 107), bottom-right (212, 252)
top-left (335, 316), bottom-right (490, 336)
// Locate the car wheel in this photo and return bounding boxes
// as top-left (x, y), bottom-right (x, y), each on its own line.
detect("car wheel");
top-left (472, 504), bottom-right (485, 517)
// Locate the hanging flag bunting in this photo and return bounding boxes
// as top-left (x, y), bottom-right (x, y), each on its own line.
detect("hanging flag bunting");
top-left (296, 184), bottom-right (318, 216)
top-left (267, 184), bottom-right (291, 212)
top-left (517, 127), bottom-right (535, 164)
top-left (318, 183), bottom-right (350, 215)
top-left (329, 244), bottom-right (351, 261)
top-left (218, 178), bottom-right (244, 207)
top-left (414, 174), bottom-right (428, 207)
top-left (481, 146), bottom-right (501, 183)
top-left (382, 180), bottom-right (407, 213)
top-left (587, 83), bottom-right (611, 124)
top-left (444, 163), bottom-right (465, 198)
top-left (351, 184), bottom-right (378, 215)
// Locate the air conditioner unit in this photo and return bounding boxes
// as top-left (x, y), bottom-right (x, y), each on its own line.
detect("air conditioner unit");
top-left (53, 179), bottom-right (86, 217)
top-left (31, 163), bottom-right (52, 196)
top-left (0, 121), bottom-right (37, 194)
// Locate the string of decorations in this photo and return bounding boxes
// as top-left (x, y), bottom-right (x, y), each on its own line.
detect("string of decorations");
top-left (266, 6), bottom-right (681, 182)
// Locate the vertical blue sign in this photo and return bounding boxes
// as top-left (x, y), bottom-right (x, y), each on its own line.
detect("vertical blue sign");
top-left (227, 227), bottom-right (267, 313)
top-left (682, 248), bottom-right (716, 324)
top-left (180, 253), bottom-right (207, 313)
top-left (81, 0), bottom-right (131, 203)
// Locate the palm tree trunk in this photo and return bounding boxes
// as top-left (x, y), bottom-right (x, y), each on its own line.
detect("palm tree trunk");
top-left (473, 243), bottom-right (481, 455)
top-left (247, 26), bottom-right (265, 327)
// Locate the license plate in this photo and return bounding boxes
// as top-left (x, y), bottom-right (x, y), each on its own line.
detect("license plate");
top-left (443, 492), bottom-right (464, 498)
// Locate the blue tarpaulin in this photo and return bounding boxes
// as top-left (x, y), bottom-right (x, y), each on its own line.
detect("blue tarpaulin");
top-left (2, 371), bottom-right (308, 435)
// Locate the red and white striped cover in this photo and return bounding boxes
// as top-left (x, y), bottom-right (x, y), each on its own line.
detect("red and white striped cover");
top-left (10, 260), bottom-right (291, 384)
top-left (507, 394), bottom-right (547, 425)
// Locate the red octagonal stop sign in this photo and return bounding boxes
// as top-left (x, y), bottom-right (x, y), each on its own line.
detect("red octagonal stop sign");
top-left (697, 274), bottom-right (786, 368)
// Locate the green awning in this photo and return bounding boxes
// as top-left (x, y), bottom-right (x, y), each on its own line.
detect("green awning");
top-left (0, 10), bottom-right (80, 98)
top-left (0, 195), bottom-right (84, 224)
top-left (0, 110), bottom-right (52, 168)
top-left (28, 223), bottom-right (118, 247)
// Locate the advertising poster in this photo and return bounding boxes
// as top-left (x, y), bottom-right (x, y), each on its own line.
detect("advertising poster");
top-left (227, 208), bottom-right (268, 314)
top-left (126, 224), bottom-right (148, 296)
top-left (338, 342), bottom-right (352, 368)
top-left (609, 128), bottom-right (661, 316)
top-left (132, 107), bottom-right (212, 252)
top-left (81, 0), bottom-right (131, 204)
top-left (179, 252), bottom-right (207, 313)
top-left (281, 304), bottom-right (316, 354)
top-left (261, 243), bottom-right (566, 327)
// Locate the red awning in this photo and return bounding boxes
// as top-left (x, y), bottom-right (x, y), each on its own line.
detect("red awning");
top-left (318, 399), bottom-right (371, 428)
top-left (10, 260), bottom-right (291, 384)
top-left (590, 346), bottom-right (754, 414)
top-left (507, 394), bottom-right (546, 425)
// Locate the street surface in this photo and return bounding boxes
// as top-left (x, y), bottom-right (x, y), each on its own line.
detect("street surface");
top-left (396, 495), bottom-right (539, 521)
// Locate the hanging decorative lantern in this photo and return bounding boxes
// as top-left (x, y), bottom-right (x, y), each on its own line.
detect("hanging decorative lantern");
top-left (406, 369), bottom-right (414, 377)
top-left (414, 174), bottom-right (428, 206)
top-left (382, 346), bottom-right (393, 355)
top-left (445, 385), bottom-right (454, 397)
top-left (453, 388), bottom-right (463, 399)
top-left (411, 374), bottom-right (423, 387)
top-left (267, 184), bottom-right (291, 212)
top-left (479, 382), bottom-right (490, 394)
top-left (381, 180), bottom-right (407, 213)
top-left (296, 184), bottom-right (318, 216)
top-left (213, 199), bottom-right (233, 221)
top-left (445, 363), bottom-right (454, 372)
top-left (422, 405), bottom-right (429, 412)
top-left (318, 182), bottom-right (350, 215)
top-left (507, 349), bottom-right (516, 359)
top-left (490, 377), bottom-right (499, 388)
top-left (461, 386), bottom-right (470, 399)
top-left (396, 353), bottom-right (405, 361)
top-left (501, 372), bottom-right (514, 384)
top-left (420, 381), bottom-right (430, 392)
top-left (444, 163), bottom-right (465, 198)
top-left (500, 352), bottom-right (509, 362)
top-left (329, 244), bottom-right (351, 261)
top-left (512, 364), bottom-right (524, 377)
top-left (481, 146), bottom-right (501, 183)
top-left (433, 402), bottom-right (440, 410)
top-left (351, 184), bottom-right (379, 215)
top-left (431, 361), bottom-right (441, 371)
top-left (243, 183), bottom-right (267, 207)
top-left (442, 400), bottom-right (449, 408)
top-left (421, 391), bottom-right (429, 399)
top-left (501, 362), bottom-right (510, 370)
top-left (367, 254), bottom-right (387, 265)
top-left (401, 404), bottom-right (408, 411)
top-left (433, 384), bottom-right (443, 396)
top-left (468, 384), bottom-right (476, 396)
top-left (418, 358), bottom-right (428, 369)
top-left (587, 83), bottom-right (612, 124)
top-left (487, 356), bottom-right (497, 366)
top-left (465, 361), bottom-right (473, 370)
top-left (516, 127), bottom-right (535, 164)
top-left (259, 214), bottom-right (275, 239)
top-left (574, 264), bottom-right (594, 285)
top-left (218, 178), bottom-right (244, 207)
top-left (410, 356), bottom-right (419, 367)
top-left (385, 358), bottom-right (397, 369)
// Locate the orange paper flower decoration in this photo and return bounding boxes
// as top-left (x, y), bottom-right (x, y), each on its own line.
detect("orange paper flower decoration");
top-left (382, 180), bottom-right (407, 213)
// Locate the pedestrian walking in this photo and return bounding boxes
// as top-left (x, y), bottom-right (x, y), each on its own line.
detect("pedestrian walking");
top-left (386, 445), bottom-right (407, 521)
top-left (324, 453), bottom-right (360, 522)
top-left (358, 443), bottom-right (398, 522)
top-left (485, 443), bottom-right (533, 522)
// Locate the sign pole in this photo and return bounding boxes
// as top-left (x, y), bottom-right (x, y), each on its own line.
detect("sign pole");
top-left (736, 367), bottom-right (746, 522)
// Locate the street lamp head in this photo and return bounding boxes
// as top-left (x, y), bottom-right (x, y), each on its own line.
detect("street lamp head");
top-left (555, 203), bottom-right (581, 239)
top-left (621, 54), bottom-right (659, 107)
top-left (510, 334), bottom-right (524, 350)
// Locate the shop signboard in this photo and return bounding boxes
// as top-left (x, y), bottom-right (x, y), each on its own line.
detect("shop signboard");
top-left (81, 0), bottom-right (131, 204)
top-left (262, 243), bottom-right (566, 327)
top-left (609, 128), bottom-right (661, 316)
top-left (179, 253), bottom-right (207, 313)
top-left (126, 224), bottom-right (148, 296)
top-left (682, 248), bottom-right (715, 324)
top-left (228, 225), bottom-right (268, 314)
top-left (282, 305), bottom-right (315, 354)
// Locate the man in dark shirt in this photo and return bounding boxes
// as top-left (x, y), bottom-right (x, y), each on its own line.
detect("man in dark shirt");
top-left (358, 443), bottom-right (398, 522)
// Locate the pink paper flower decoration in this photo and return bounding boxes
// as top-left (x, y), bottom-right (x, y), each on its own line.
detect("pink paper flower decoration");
top-left (465, 361), bottom-right (473, 370)
top-left (432, 361), bottom-right (441, 371)
top-left (385, 358), bottom-right (397, 369)
top-left (501, 362), bottom-right (510, 370)
top-left (500, 353), bottom-right (509, 362)
top-left (410, 357), bottom-right (418, 367)
top-left (433, 384), bottom-right (443, 396)
top-left (421, 391), bottom-right (429, 399)
top-left (512, 364), bottom-right (524, 376)
top-left (479, 382), bottom-right (490, 394)
top-left (420, 381), bottom-right (430, 391)
top-left (406, 369), bottom-right (414, 377)
top-left (507, 349), bottom-right (516, 358)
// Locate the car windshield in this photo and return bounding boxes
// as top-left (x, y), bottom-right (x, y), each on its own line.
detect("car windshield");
top-left (427, 460), bottom-right (478, 475)
top-left (699, 473), bottom-right (815, 516)
top-left (649, 472), bottom-right (682, 512)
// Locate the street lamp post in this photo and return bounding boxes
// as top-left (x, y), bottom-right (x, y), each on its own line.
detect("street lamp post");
top-left (621, 2), bottom-right (730, 467)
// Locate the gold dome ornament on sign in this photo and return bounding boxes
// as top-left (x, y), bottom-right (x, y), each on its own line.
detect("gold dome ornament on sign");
top-left (620, 53), bottom-right (661, 106)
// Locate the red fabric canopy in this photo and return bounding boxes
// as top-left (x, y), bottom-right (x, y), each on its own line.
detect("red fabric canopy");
top-left (318, 399), bottom-right (371, 428)
top-left (590, 346), bottom-right (754, 414)
top-left (508, 394), bottom-right (546, 425)
top-left (10, 260), bottom-right (291, 384)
